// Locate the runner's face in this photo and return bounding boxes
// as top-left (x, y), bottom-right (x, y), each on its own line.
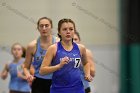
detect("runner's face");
top-left (38, 19), bottom-right (52, 36)
top-left (73, 34), bottom-right (80, 43)
top-left (59, 22), bottom-right (75, 41)
top-left (12, 44), bottom-right (23, 59)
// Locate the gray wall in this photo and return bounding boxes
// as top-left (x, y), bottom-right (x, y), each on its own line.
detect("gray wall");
top-left (0, 0), bottom-right (120, 93)
top-left (0, 0), bottom-right (119, 46)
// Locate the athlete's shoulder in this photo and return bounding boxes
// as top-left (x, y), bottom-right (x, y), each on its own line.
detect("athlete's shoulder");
top-left (47, 43), bottom-right (57, 56)
top-left (77, 43), bottom-right (86, 56)
top-left (48, 43), bottom-right (57, 50)
top-left (77, 43), bottom-right (86, 50)
top-left (27, 39), bottom-right (37, 49)
top-left (86, 49), bottom-right (92, 55)
top-left (47, 43), bottom-right (57, 52)
top-left (26, 39), bottom-right (37, 55)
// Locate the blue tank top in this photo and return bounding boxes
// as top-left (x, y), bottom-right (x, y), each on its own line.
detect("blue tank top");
top-left (8, 58), bottom-right (31, 92)
top-left (33, 36), bottom-right (56, 79)
top-left (51, 42), bottom-right (83, 88)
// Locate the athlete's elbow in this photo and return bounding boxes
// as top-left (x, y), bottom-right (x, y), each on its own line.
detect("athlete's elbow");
top-left (39, 68), bottom-right (45, 75)
top-left (39, 67), bottom-right (49, 75)
top-left (90, 70), bottom-right (95, 77)
top-left (1, 74), bottom-right (7, 80)
top-left (90, 65), bottom-right (95, 77)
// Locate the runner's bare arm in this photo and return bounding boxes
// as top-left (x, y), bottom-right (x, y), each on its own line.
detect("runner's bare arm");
top-left (86, 49), bottom-right (95, 77)
top-left (1, 63), bottom-right (9, 80)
